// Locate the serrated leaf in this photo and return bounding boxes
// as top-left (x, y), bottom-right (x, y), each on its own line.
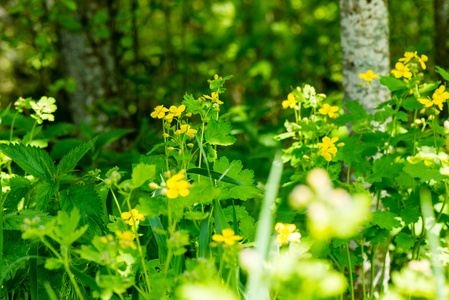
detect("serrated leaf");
top-left (436, 66), bottom-right (449, 81)
top-left (5, 176), bottom-right (32, 210)
top-left (205, 119), bottom-right (236, 146)
top-left (34, 180), bottom-right (59, 210)
top-left (213, 157), bottom-right (255, 185)
top-left (0, 143), bottom-right (55, 180)
top-left (50, 208), bottom-right (88, 246)
top-left (187, 168), bottom-right (245, 185)
top-left (218, 185), bottom-right (260, 201)
top-left (136, 195), bottom-right (167, 218)
top-left (367, 155), bottom-right (402, 184)
top-left (59, 185), bottom-right (104, 236)
top-left (400, 205), bottom-right (421, 224)
top-left (3, 210), bottom-right (53, 230)
top-left (394, 232), bottom-right (414, 250)
top-left (131, 163), bottom-right (156, 188)
top-left (403, 161), bottom-right (446, 182)
top-left (56, 138), bottom-right (97, 176)
top-left (370, 210), bottom-right (401, 230)
top-left (379, 75), bottom-right (408, 91)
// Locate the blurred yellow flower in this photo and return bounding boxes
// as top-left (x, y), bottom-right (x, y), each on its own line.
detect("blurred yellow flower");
top-left (359, 70), bottom-right (379, 84)
top-left (319, 103), bottom-right (339, 119)
top-left (317, 136), bottom-right (339, 162)
top-left (204, 92), bottom-right (223, 105)
top-left (212, 228), bottom-right (243, 245)
top-left (392, 62), bottom-right (412, 79)
top-left (121, 209), bottom-right (145, 226)
top-left (418, 85), bottom-right (449, 111)
top-left (115, 230), bottom-right (137, 250)
top-left (399, 51), bottom-right (417, 65)
top-left (418, 54), bottom-right (428, 70)
top-left (151, 105), bottom-right (169, 119)
top-left (166, 171), bottom-right (191, 199)
top-left (282, 93), bottom-right (297, 109)
top-left (275, 222), bottom-right (301, 245)
top-left (175, 124), bottom-right (198, 135)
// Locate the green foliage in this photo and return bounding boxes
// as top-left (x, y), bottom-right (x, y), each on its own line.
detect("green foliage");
top-left (56, 138), bottom-right (97, 176)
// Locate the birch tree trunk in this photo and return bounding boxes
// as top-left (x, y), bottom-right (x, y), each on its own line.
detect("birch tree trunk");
top-left (435, 0), bottom-right (449, 70)
top-left (340, 0), bottom-right (390, 114)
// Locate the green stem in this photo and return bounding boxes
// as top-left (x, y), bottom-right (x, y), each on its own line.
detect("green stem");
top-left (346, 243), bottom-right (355, 300)
top-left (10, 111), bottom-right (18, 142)
top-left (370, 245), bottom-right (377, 299)
top-left (432, 115), bottom-right (439, 154)
top-left (62, 247), bottom-right (85, 300)
top-left (361, 241), bottom-right (366, 298)
top-left (28, 121), bottom-right (38, 144)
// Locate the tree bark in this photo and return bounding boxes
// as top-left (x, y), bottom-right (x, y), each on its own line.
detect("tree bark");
top-left (340, 0), bottom-right (390, 114)
top-left (435, 0), bottom-right (449, 70)
top-left (57, 2), bottom-right (117, 125)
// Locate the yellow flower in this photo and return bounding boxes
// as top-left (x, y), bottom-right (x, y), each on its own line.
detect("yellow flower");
top-left (391, 62), bottom-right (412, 79)
top-left (166, 171), bottom-right (191, 199)
top-left (121, 209), bottom-right (145, 226)
top-left (317, 136), bottom-right (339, 162)
top-left (318, 103), bottom-right (339, 119)
top-left (175, 124), bottom-right (198, 135)
top-left (418, 54), bottom-right (428, 70)
top-left (399, 51), bottom-right (417, 65)
top-left (204, 92), bottom-right (224, 105)
top-left (419, 86), bottom-right (449, 111)
top-left (275, 222), bottom-right (301, 245)
top-left (151, 105), bottom-right (169, 119)
top-left (115, 231), bottom-right (137, 250)
top-left (359, 70), bottom-right (379, 84)
top-left (165, 105), bottom-right (186, 121)
top-left (282, 93), bottom-right (297, 109)
top-left (212, 228), bottom-right (243, 245)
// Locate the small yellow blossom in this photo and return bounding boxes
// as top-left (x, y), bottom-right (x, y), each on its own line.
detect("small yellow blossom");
top-left (204, 92), bottom-right (224, 105)
top-left (317, 136), bottom-right (339, 162)
top-left (115, 231), bottom-right (137, 250)
top-left (399, 51), bottom-right (417, 65)
top-left (175, 124), bottom-right (198, 135)
top-left (151, 105), bottom-right (169, 119)
top-left (212, 228), bottom-right (243, 245)
top-left (319, 103), bottom-right (339, 119)
top-left (418, 85), bottom-right (449, 111)
top-left (418, 54), bottom-right (428, 70)
top-left (282, 93), bottom-right (297, 109)
top-left (359, 70), bottom-right (379, 84)
top-left (391, 62), bottom-right (412, 79)
top-left (121, 209), bottom-right (145, 226)
top-left (275, 222), bottom-right (301, 245)
top-left (166, 171), bottom-right (191, 199)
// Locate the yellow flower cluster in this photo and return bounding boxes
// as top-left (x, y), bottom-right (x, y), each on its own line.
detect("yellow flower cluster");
top-left (203, 92), bottom-right (223, 105)
top-left (175, 124), bottom-right (197, 136)
top-left (317, 136), bottom-right (339, 162)
top-left (150, 104), bottom-right (187, 122)
top-left (212, 228), bottom-right (243, 245)
top-left (115, 230), bottom-right (137, 250)
top-left (392, 51), bottom-right (428, 79)
top-left (121, 209), bottom-right (145, 226)
top-left (282, 93), bottom-right (297, 109)
top-left (165, 170), bottom-right (191, 199)
top-left (274, 222), bottom-right (301, 245)
top-left (418, 85), bottom-right (449, 111)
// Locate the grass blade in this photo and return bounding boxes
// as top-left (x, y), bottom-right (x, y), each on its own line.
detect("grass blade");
top-left (198, 215), bottom-right (211, 258)
top-left (149, 216), bottom-right (168, 263)
top-left (245, 151), bottom-right (283, 300)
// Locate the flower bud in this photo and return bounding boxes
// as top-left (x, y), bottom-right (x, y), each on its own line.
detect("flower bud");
top-left (185, 113), bottom-right (192, 118)
top-left (167, 147), bottom-right (175, 151)
top-left (187, 143), bottom-right (194, 148)
top-left (148, 182), bottom-right (159, 190)
top-left (163, 133), bottom-right (170, 138)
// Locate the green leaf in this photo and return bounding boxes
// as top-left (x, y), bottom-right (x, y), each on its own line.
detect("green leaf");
top-left (44, 258), bottom-right (63, 270)
top-left (366, 155), bottom-right (402, 184)
top-left (218, 185), bottom-right (260, 201)
top-left (3, 210), bottom-right (52, 230)
top-left (131, 163), bottom-right (156, 188)
top-left (34, 180), bottom-right (59, 210)
top-left (136, 195), bottom-right (167, 218)
top-left (400, 205), bottom-right (421, 224)
top-left (395, 232), bottom-right (414, 250)
top-left (59, 185), bottom-right (104, 236)
top-left (5, 176), bottom-right (32, 210)
top-left (51, 208), bottom-right (88, 246)
top-left (187, 168), bottom-right (246, 185)
top-left (379, 75), bottom-right (408, 91)
top-left (370, 211), bottom-right (401, 230)
top-left (213, 157), bottom-right (255, 185)
top-left (56, 138), bottom-right (97, 176)
top-left (0, 143), bottom-right (55, 180)
top-left (436, 66), bottom-right (449, 81)
top-left (403, 161), bottom-right (446, 182)
top-left (205, 119), bottom-right (236, 146)
top-left (182, 93), bottom-right (204, 116)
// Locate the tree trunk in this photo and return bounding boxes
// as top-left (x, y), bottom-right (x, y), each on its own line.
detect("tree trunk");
top-left (340, 0), bottom-right (390, 114)
top-left (57, 2), bottom-right (117, 125)
top-left (435, 0), bottom-right (449, 70)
